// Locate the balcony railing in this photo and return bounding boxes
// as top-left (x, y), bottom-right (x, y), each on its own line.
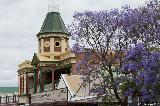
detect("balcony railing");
top-left (29, 88), bottom-right (34, 94)
top-left (44, 84), bottom-right (52, 91)
top-left (29, 80), bottom-right (60, 93)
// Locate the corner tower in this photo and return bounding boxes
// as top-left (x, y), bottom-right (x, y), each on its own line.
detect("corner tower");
top-left (31, 8), bottom-right (76, 94)
top-left (37, 11), bottom-right (69, 60)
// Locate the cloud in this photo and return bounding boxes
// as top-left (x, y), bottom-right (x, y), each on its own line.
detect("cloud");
top-left (0, 0), bottom-right (147, 87)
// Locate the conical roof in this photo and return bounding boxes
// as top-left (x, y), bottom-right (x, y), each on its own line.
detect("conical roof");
top-left (37, 12), bottom-right (69, 36)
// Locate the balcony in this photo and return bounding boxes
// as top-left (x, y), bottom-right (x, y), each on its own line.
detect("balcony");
top-left (29, 88), bottom-right (34, 94)
top-left (31, 88), bottom-right (67, 104)
top-left (29, 80), bottom-right (60, 93)
top-left (44, 83), bottom-right (52, 91)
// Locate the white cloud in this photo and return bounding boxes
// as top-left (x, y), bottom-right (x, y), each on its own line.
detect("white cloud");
top-left (0, 0), bottom-right (148, 86)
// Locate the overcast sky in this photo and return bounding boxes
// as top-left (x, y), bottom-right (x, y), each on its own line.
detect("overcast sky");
top-left (0, 0), bottom-right (148, 87)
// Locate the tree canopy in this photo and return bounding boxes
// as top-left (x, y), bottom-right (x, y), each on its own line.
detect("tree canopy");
top-left (69, 0), bottom-right (160, 105)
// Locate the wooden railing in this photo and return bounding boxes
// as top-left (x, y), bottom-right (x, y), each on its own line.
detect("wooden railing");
top-left (29, 80), bottom-right (60, 93)
top-left (29, 88), bottom-right (34, 94)
top-left (0, 94), bottom-right (18, 104)
top-left (44, 83), bottom-right (52, 91)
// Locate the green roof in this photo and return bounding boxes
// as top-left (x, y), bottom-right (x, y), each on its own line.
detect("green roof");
top-left (0, 87), bottom-right (18, 93)
top-left (38, 12), bottom-right (69, 36)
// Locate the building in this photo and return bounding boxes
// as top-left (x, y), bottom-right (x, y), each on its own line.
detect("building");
top-left (17, 5), bottom-right (99, 105)
top-left (18, 60), bottom-right (33, 104)
top-left (31, 10), bottom-right (77, 94)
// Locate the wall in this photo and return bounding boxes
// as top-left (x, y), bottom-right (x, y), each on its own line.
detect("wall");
top-left (31, 88), bottom-right (67, 104)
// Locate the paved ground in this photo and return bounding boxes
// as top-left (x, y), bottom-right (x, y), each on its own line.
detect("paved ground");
top-left (0, 103), bottom-right (16, 106)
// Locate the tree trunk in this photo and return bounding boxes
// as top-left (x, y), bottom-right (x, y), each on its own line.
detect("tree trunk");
top-left (122, 103), bottom-right (128, 106)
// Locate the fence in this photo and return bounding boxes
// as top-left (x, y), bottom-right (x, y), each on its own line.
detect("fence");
top-left (0, 94), bottom-right (18, 104)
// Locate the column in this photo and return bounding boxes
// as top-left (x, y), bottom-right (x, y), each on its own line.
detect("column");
top-left (20, 77), bottom-right (22, 95)
top-left (67, 64), bottom-right (71, 75)
top-left (50, 38), bottom-right (54, 53)
top-left (41, 38), bottom-right (44, 53)
top-left (33, 66), bottom-right (37, 93)
top-left (52, 70), bottom-right (55, 90)
top-left (39, 67), bottom-right (43, 92)
top-left (36, 65), bottom-right (39, 92)
top-left (23, 74), bottom-right (26, 94)
top-left (26, 73), bottom-right (29, 95)
top-left (18, 74), bottom-right (20, 95)
top-left (22, 75), bottom-right (24, 93)
top-left (61, 38), bottom-right (65, 52)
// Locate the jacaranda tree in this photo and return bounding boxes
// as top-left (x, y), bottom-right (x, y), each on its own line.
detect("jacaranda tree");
top-left (120, 0), bottom-right (160, 49)
top-left (122, 44), bottom-right (160, 103)
top-left (69, 0), bottom-right (160, 105)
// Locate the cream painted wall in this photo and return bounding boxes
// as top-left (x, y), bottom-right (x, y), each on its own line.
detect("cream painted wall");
top-left (38, 33), bottom-right (69, 60)
top-left (18, 96), bottom-right (29, 104)
top-left (40, 38), bottom-right (44, 54)
top-left (50, 38), bottom-right (54, 53)
top-left (61, 38), bottom-right (65, 53)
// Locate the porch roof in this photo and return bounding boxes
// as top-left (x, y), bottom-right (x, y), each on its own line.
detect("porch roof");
top-left (61, 74), bottom-right (96, 101)
top-left (61, 74), bottom-right (91, 96)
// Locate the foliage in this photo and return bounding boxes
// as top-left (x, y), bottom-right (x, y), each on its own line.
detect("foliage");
top-left (69, 0), bottom-right (160, 105)
top-left (122, 44), bottom-right (160, 102)
top-left (120, 0), bottom-right (160, 49)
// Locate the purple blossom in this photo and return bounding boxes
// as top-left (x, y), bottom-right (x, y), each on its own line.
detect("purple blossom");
top-left (69, 0), bottom-right (160, 104)
top-left (144, 72), bottom-right (157, 84)
top-left (72, 43), bottom-right (84, 55)
top-left (125, 88), bottom-right (134, 96)
top-left (122, 63), bottom-right (138, 72)
top-left (140, 88), bottom-right (152, 103)
top-left (134, 77), bottom-right (143, 85)
top-left (125, 44), bottom-right (148, 61)
top-left (123, 43), bottom-right (160, 102)
top-left (90, 86), bottom-right (104, 95)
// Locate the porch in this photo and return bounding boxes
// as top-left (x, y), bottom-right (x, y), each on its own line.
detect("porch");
top-left (31, 64), bottom-right (71, 93)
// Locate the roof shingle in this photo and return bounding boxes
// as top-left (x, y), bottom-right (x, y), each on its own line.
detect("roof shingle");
top-left (38, 12), bottom-right (69, 36)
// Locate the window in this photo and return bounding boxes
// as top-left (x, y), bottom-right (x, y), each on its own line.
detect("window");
top-left (55, 41), bottom-right (60, 47)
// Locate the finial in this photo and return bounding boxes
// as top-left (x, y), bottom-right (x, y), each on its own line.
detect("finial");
top-left (48, 0), bottom-right (59, 13)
